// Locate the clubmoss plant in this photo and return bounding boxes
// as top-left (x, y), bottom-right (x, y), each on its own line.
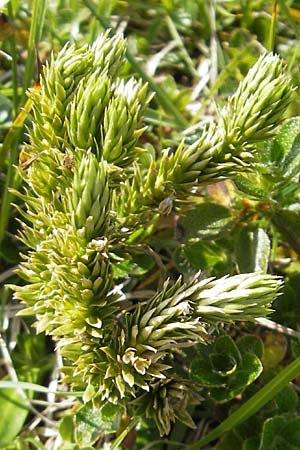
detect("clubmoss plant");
top-left (11, 31), bottom-right (293, 436)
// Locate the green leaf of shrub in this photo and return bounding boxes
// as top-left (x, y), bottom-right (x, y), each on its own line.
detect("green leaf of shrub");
top-left (233, 175), bottom-right (268, 200)
top-left (174, 240), bottom-right (230, 273)
top-left (271, 208), bottom-right (300, 254)
top-left (214, 335), bottom-right (241, 362)
top-left (282, 133), bottom-right (300, 178)
top-left (210, 353), bottom-right (262, 403)
top-left (259, 415), bottom-right (300, 450)
top-left (74, 402), bottom-right (121, 446)
top-left (235, 227), bottom-right (270, 273)
top-left (59, 414), bottom-right (75, 442)
top-left (269, 117), bottom-right (300, 163)
top-left (191, 353), bottom-right (226, 387)
top-left (113, 253), bottom-right (155, 278)
top-left (274, 385), bottom-right (298, 413)
top-left (210, 353), bottom-right (237, 377)
top-left (237, 336), bottom-right (264, 359)
top-left (234, 353), bottom-right (263, 389)
top-left (243, 436), bottom-right (260, 450)
top-left (192, 336), bottom-right (263, 403)
top-left (179, 203), bottom-right (232, 239)
top-left (216, 430), bottom-right (243, 450)
top-left (272, 273), bottom-right (300, 327)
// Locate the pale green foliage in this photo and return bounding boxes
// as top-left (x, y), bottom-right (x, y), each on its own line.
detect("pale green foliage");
top-left (131, 377), bottom-right (201, 436)
top-left (222, 53), bottom-right (294, 144)
top-left (11, 33), bottom-right (293, 436)
top-left (194, 273), bottom-right (282, 322)
top-left (112, 54), bottom-right (294, 223)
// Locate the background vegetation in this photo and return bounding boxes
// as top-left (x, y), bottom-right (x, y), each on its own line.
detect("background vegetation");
top-left (1, 0), bottom-right (300, 449)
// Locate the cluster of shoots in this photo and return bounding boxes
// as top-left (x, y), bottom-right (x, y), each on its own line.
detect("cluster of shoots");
top-left (12, 31), bottom-right (293, 435)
